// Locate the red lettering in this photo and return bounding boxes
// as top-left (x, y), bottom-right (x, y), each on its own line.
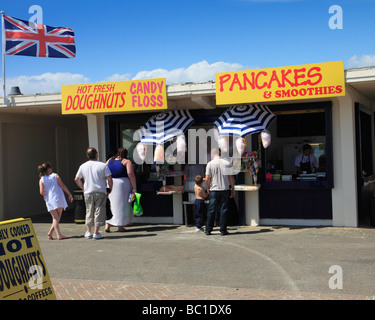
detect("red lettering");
top-left (315, 87), bottom-right (323, 95)
top-left (272, 85), bottom-right (342, 100)
top-left (72, 95), bottom-right (80, 110)
top-left (108, 84), bottom-right (115, 92)
top-left (267, 70), bottom-right (282, 89)
top-left (255, 71), bottom-right (267, 89)
top-left (65, 96), bottom-right (72, 110)
top-left (86, 94), bottom-right (93, 109)
top-left (77, 86), bottom-right (84, 94)
top-left (306, 88), bottom-right (315, 95)
top-left (132, 95), bottom-right (137, 107)
top-left (130, 83), bottom-right (136, 95)
top-left (282, 90), bottom-right (290, 98)
top-left (100, 93), bottom-right (108, 107)
top-left (243, 73), bottom-right (255, 90)
top-left (93, 94), bottom-right (100, 108)
top-left (299, 88), bottom-right (307, 96)
top-left (280, 69), bottom-right (294, 87)
top-left (132, 94), bottom-right (164, 108)
top-left (138, 95), bottom-right (143, 107)
top-left (113, 92), bottom-right (121, 107)
top-left (307, 67), bottom-right (322, 86)
top-left (157, 95), bottom-right (163, 107)
top-left (107, 93), bottom-right (115, 108)
top-left (294, 68), bottom-right (307, 86)
top-left (219, 74), bottom-right (231, 92)
top-left (77, 85), bottom-right (91, 94)
top-left (137, 82), bottom-right (143, 94)
top-left (144, 95), bottom-right (150, 107)
top-left (156, 81), bottom-right (164, 94)
top-left (229, 73), bottom-right (243, 91)
top-left (118, 92), bottom-right (126, 108)
top-left (143, 82), bottom-right (150, 94)
top-left (151, 81), bottom-right (158, 94)
top-left (150, 95), bottom-right (157, 107)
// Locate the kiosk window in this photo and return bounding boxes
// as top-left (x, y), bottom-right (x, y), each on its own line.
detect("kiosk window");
top-left (121, 128), bottom-right (138, 162)
top-left (277, 112), bottom-right (325, 137)
top-left (263, 103), bottom-right (332, 182)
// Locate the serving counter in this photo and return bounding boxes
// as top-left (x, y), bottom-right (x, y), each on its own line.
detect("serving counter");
top-left (234, 171), bottom-right (260, 226)
top-left (259, 173), bottom-right (332, 220)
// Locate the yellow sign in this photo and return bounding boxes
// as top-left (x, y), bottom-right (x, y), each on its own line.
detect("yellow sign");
top-left (215, 61), bottom-right (345, 105)
top-left (0, 218), bottom-right (56, 300)
top-left (61, 78), bottom-right (168, 114)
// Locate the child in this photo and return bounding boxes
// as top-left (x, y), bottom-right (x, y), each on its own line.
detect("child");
top-left (194, 175), bottom-right (208, 232)
top-left (38, 162), bottom-right (73, 240)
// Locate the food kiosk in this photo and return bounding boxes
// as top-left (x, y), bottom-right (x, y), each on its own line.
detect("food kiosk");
top-left (53, 61), bottom-right (375, 228)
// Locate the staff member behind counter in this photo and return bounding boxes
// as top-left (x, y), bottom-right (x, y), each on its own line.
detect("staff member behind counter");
top-left (295, 144), bottom-right (318, 174)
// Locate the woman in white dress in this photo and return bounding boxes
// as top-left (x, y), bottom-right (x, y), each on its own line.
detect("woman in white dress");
top-left (105, 148), bottom-right (137, 232)
top-left (38, 162), bottom-right (73, 240)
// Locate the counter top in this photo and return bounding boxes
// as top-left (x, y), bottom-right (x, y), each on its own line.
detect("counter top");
top-left (260, 180), bottom-right (332, 189)
top-left (234, 185), bottom-right (260, 191)
top-left (157, 185), bottom-right (184, 195)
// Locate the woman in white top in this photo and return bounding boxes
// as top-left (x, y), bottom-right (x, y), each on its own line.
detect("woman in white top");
top-left (38, 162), bottom-right (73, 240)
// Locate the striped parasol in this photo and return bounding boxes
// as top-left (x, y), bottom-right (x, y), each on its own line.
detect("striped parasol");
top-left (214, 104), bottom-right (276, 137)
top-left (140, 110), bottom-right (194, 145)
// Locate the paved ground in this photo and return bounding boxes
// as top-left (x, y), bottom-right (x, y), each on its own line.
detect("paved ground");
top-left (29, 213), bottom-right (375, 301)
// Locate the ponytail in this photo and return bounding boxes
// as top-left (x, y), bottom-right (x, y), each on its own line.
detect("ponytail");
top-left (38, 162), bottom-right (52, 178)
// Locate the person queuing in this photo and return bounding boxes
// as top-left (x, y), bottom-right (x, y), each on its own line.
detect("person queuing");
top-left (38, 162), bottom-right (73, 240)
top-left (74, 147), bottom-right (113, 240)
top-left (204, 148), bottom-right (235, 236)
top-left (193, 174), bottom-right (208, 232)
top-left (105, 147), bottom-right (137, 232)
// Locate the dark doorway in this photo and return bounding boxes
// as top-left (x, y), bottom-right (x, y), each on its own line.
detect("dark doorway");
top-left (355, 103), bottom-right (375, 226)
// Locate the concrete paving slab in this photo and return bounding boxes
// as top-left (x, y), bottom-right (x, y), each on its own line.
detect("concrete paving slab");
top-left (29, 213), bottom-right (375, 300)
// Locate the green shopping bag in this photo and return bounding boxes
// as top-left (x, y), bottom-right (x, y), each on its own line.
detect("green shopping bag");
top-left (133, 193), bottom-right (143, 216)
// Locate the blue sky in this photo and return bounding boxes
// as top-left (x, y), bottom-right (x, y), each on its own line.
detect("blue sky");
top-left (2, 0), bottom-right (375, 94)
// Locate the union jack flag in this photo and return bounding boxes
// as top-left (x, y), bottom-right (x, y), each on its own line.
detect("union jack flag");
top-left (2, 15), bottom-right (76, 58)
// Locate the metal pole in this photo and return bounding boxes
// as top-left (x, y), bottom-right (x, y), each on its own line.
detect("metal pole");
top-left (1, 11), bottom-right (6, 105)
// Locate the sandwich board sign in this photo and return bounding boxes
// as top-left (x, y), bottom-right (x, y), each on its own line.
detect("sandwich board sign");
top-left (0, 218), bottom-right (56, 300)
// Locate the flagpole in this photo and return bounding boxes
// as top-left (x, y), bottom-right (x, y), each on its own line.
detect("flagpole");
top-left (1, 11), bottom-right (6, 105)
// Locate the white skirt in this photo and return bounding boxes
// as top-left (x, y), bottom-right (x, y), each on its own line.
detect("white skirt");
top-left (106, 177), bottom-right (133, 227)
top-left (45, 187), bottom-right (68, 212)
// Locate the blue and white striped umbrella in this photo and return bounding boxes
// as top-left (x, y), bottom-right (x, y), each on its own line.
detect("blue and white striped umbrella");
top-left (140, 110), bottom-right (194, 145)
top-left (214, 104), bottom-right (276, 137)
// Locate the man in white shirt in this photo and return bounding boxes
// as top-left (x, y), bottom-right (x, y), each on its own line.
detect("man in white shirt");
top-left (75, 147), bottom-right (113, 240)
top-left (205, 148), bottom-right (235, 236)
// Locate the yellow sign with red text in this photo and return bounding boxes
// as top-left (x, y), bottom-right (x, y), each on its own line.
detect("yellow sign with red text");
top-left (215, 61), bottom-right (345, 105)
top-left (0, 218), bottom-right (56, 300)
top-left (61, 78), bottom-right (168, 114)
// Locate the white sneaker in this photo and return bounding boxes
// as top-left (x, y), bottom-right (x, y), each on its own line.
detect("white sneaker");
top-left (195, 227), bottom-right (204, 232)
top-left (93, 232), bottom-right (104, 240)
top-left (84, 231), bottom-right (92, 239)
